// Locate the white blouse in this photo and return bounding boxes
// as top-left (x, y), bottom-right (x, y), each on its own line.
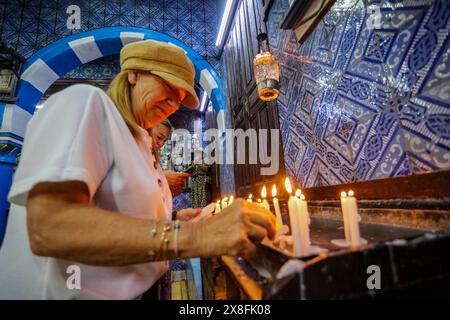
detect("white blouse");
top-left (6, 84), bottom-right (173, 299)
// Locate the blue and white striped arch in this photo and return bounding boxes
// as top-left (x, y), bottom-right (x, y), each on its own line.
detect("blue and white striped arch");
top-left (0, 26), bottom-right (224, 148)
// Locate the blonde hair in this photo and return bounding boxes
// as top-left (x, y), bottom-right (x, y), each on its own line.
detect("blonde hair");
top-left (106, 70), bottom-right (141, 138)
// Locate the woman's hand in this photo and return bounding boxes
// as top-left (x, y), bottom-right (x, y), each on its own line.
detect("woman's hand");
top-left (195, 199), bottom-right (276, 259)
top-left (164, 171), bottom-right (190, 196)
top-left (176, 208), bottom-right (201, 221)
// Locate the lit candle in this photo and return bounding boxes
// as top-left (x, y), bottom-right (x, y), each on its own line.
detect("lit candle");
top-left (247, 194), bottom-right (253, 202)
top-left (340, 191), bottom-right (351, 243)
top-left (285, 178), bottom-right (303, 257)
top-left (261, 185), bottom-right (271, 212)
top-left (271, 184), bottom-right (283, 230)
top-left (215, 200), bottom-right (221, 214)
top-left (257, 198), bottom-right (262, 204)
top-left (221, 197), bottom-right (228, 210)
top-left (295, 191), bottom-right (310, 255)
top-left (228, 195), bottom-right (234, 206)
top-left (347, 190), bottom-right (362, 246)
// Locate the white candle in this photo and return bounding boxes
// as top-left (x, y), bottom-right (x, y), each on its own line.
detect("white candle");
top-left (340, 192), bottom-right (351, 243)
top-left (347, 190), bottom-right (361, 246)
top-left (295, 190), bottom-right (310, 255)
top-left (271, 185), bottom-right (283, 230)
top-left (285, 178), bottom-right (303, 257)
top-left (261, 199), bottom-right (270, 211)
top-left (221, 197), bottom-right (228, 210)
top-left (261, 185), bottom-right (271, 212)
top-left (228, 195), bottom-right (234, 206)
top-left (215, 200), bottom-right (221, 214)
top-left (247, 194), bottom-right (253, 202)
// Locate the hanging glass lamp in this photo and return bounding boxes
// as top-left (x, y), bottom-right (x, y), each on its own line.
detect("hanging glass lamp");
top-left (253, 33), bottom-right (280, 101)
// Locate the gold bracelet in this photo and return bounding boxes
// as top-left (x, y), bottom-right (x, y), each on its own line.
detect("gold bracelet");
top-left (148, 221), bottom-right (158, 259)
top-left (161, 222), bottom-right (171, 251)
top-left (148, 221), bottom-right (175, 260)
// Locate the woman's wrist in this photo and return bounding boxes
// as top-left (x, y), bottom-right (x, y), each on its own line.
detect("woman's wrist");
top-left (142, 219), bottom-right (203, 261)
top-left (176, 221), bottom-right (202, 259)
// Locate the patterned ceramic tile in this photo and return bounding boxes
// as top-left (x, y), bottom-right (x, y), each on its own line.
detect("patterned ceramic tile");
top-left (39, 7), bottom-right (57, 20)
top-left (178, 20), bottom-right (192, 37)
top-left (135, 3), bottom-right (150, 16)
top-left (134, 15), bottom-right (150, 29)
top-left (104, 14), bottom-right (121, 27)
top-left (3, 17), bottom-right (22, 31)
top-left (165, 6), bottom-right (178, 20)
top-left (399, 99), bottom-right (450, 172)
top-left (163, 19), bottom-right (178, 33)
top-left (22, 5), bottom-right (41, 18)
top-left (15, 45), bottom-right (34, 58)
top-left (350, 108), bottom-right (411, 181)
top-left (89, 13), bottom-right (105, 29)
top-left (149, 18), bottom-right (164, 31)
top-left (40, 0), bottom-right (58, 8)
top-left (173, 193), bottom-right (192, 211)
top-left (0, 0), bottom-right (220, 79)
top-left (165, 0), bottom-right (178, 9)
top-left (55, 20), bottom-right (72, 36)
top-left (268, 0), bottom-right (450, 188)
top-left (149, 6), bottom-right (164, 19)
top-left (119, 15), bottom-right (134, 27)
top-left (18, 32), bottom-right (36, 47)
top-left (89, 0), bottom-right (106, 10)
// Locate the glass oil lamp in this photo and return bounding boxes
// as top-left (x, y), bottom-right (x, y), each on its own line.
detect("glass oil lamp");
top-left (253, 32), bottom-right (280, 101)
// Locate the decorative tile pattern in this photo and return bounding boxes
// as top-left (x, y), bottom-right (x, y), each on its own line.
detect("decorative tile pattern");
top-left (268, 0), bottom-right (450, 187)
top-left (173, 192), bottom-right (192, 211)
top-left (0, 0), bottom-right (220, 79)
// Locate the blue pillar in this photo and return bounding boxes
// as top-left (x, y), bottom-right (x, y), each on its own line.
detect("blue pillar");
top-left (0, 154), bottom-right (16, 248)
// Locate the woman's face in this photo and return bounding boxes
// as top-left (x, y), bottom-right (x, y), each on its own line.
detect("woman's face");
top-left (128, 71), bottom-right (186, 129)
top-left (150, 124), bottom-right (171, 151)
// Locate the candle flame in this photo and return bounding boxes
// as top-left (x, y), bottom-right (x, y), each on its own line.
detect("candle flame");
top-left (261, 185), bottom-right (267, 198)
top-left (285, 177), bottom-right (293, 194)
top-left (271, 184), bottom-right (277, 197)
top-left (295, 189), bottom-right (302, 197)
top-left (341, 191), bottom-right (347, 198)
top-left (228, 196), bottom-right (234, 204)
top-left (257, 198), bottom-right (262, 203)
top-left (300, 194), bottom-right (305, 200)
top-left (348, 190), bottom-right (354, 197)
top-left (248, 193), bottom-right (253, 199)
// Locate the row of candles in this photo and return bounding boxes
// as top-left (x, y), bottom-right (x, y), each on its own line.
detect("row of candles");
top-left (214, 178), bottom-right (364, 257)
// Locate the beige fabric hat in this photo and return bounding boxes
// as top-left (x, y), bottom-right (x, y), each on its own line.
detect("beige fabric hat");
top-left (120, 39), bottom-right (199, 109)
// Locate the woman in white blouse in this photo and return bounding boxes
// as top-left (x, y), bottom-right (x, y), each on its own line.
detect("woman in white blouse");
top-left (0, 39), bottom-right (275, 299)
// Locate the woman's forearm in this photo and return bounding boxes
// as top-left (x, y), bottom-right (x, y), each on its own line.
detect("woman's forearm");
top-left (29, 202), bottom-right (200, 266)
top-left (27, 183), bottom-right (200, 266)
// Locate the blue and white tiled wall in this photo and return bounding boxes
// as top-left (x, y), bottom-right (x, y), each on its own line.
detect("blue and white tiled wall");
top-left (0, 0), bottom-right (221, 78)
top-left (173, 192), bottom-right (192, 210)
top-left (268, 0), bottom-right (450, 188)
